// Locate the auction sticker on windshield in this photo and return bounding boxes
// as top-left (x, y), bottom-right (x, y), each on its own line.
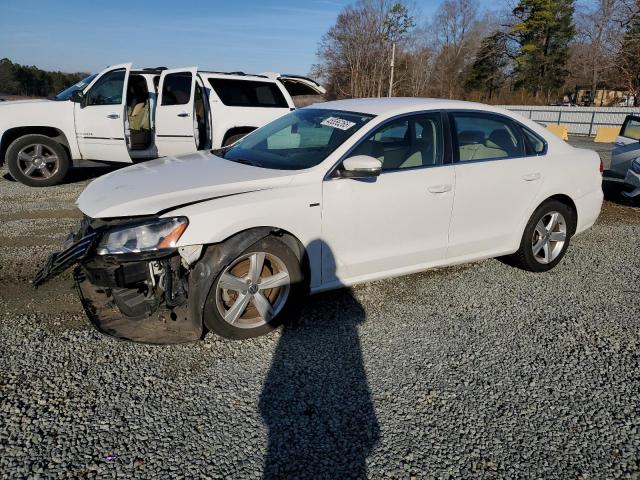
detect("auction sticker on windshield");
top-left (321, 117), bottom-right (356, 130)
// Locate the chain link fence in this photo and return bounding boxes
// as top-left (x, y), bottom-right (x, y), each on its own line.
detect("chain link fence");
top-left (500, 105), bottom-right (640, 136)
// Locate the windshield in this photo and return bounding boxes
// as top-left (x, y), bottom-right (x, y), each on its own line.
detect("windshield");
top-left (54, 73), bottom-right (98, 101)
top-left (220, 108), bottom-right (375, 170)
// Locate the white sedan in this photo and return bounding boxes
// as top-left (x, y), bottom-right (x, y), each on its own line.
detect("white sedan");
top-left (34, 98), bottom-right (604, 343)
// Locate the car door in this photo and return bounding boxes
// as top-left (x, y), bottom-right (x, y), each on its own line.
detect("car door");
top-left (74, 63), bottom-right (132, 162)
top-left (446, 111), bottom-right (544, 260)
top-left (321, 112), bottom-right (455, 285)
top-left (155, 67), bottom-right (199, 157)
top-left (277, 75), bottom-right (326, 108)
top-left (611, 115), bottom-right (640, 177)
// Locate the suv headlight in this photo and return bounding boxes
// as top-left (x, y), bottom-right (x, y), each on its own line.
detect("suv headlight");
top-left (631, 157), bottom-right (640, 174)
top-left (97, 217), bottom-right (188, 255)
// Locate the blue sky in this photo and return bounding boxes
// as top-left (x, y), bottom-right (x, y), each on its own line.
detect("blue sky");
top-left (1, 0), bottom-right (496, 76)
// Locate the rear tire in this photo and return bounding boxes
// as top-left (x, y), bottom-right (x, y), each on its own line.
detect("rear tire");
top-left (203, 236), bottom-right (303, 340)
top-left (222, 133), bottom-right (248, 147)
top-left (6, 134), bottom-right (70, 187)
top-left (508, 200), bottom-right (574, 272)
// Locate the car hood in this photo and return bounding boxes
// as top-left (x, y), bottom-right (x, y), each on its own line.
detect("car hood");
top-left (0, 99), bottom-right (52, 106)
top-left (77, 151), bottom-right (296, 218)
top-left (0, 99), bottom-right (72, 128)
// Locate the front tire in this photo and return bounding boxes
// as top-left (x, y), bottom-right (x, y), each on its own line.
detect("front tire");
top-left (509, 200), bottom-right (574, 272)
top-left (6, 135), bottom-right (70, 187)
top-left (203, 236), bottom-right (303, 340)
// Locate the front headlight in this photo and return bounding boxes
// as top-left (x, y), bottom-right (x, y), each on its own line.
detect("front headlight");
top-left (631, 157), bottom-right (640, 174)
top-left (96, 217), bottom-right (188, 255)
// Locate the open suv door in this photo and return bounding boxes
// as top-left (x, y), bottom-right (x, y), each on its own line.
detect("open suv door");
top-left (74, 63), bottom-right (132, 162)
top-left (155, 67), bottom-right (199, 157)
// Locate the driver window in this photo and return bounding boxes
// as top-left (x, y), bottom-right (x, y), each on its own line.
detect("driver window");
top-left (351, 113), bottom-right (444, 171)
top-left (85, 69), bottom-right (126, 106)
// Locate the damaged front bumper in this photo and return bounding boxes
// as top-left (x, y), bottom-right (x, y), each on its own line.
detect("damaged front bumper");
top-left (34, 217), bottom-right (207, 344)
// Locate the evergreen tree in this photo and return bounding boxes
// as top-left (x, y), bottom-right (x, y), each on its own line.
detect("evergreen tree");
top-left (511, 0), bottom-right (576, 101)
top-left (464, 32), bottom-right (508, 100)
top-left (0, 58), bottom-right (86, 97)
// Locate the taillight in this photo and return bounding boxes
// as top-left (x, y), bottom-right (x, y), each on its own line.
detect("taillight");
top-left (599, 159), bottom-right (604, 175)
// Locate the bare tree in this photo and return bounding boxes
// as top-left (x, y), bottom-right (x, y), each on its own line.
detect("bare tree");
top-left (430, 0), bottom-right (481, 98)
top-left (573, 0), bottom-right (622, 105)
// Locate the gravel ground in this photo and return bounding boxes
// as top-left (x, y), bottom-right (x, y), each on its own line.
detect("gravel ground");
top-left (1, 140), bottom-right (639, 479)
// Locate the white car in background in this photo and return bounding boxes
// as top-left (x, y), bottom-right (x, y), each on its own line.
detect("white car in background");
top-left (610, 114), bottom-right (640, 198)
top-left (0, 63), bottom-right (324, 186)
top-left (34, 98), bottom-right (603, 344)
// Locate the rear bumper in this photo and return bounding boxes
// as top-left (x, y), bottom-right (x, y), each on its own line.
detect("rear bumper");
top-left (575, 187), bottom-right (604, 235)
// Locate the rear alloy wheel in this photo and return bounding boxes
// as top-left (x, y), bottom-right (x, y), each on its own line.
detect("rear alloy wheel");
top-left (531, 211), bottom-right (567, 265)
top-left (6, 134), bottom-right (70, 187)
top-left (203, 236), bottom-right (303, 339)
top-left (509, 199), bottom-right (574, 272)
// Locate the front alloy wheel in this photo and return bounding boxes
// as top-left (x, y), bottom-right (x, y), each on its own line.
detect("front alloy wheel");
top-left (16, 143), bottom-right (60, 179)
top-left (216, 251), bottom-right (291, 329)
top-left (203, 236), bottom-right (303, 339)
top-left (6, 134), bottom-right (70, 187)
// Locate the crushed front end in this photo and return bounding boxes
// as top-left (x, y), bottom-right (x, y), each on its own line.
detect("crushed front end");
top-left (34, 215), bottom-right (205, 344)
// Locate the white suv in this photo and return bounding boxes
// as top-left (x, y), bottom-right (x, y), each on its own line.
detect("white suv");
top-left (0, 63), bottom-right (324, 186)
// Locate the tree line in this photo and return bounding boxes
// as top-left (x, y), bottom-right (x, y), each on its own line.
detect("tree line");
top-left (313, 0), bottom-right (640, 106)
top-left (0, 58), bottom-right (87, 98)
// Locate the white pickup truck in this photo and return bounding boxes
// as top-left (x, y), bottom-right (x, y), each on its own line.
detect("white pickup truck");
top-left (0, 63), bottom-right (324, 186)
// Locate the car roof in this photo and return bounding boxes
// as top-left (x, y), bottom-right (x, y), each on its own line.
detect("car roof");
top-left (310, 97), bottom-right (510, 117)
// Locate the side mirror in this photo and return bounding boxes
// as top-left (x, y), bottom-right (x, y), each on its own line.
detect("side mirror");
top-left (70, 90), bottom-right (85, 105)
top-left (341, 155), bottom-right (382, 179)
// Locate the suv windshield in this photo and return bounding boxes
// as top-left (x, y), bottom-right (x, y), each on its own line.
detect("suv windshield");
top-left (54, 74), bottom-right (98, 101)
top-left (220, 108), bottom-right (375, 170)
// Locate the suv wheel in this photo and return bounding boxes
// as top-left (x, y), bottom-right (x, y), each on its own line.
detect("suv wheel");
top-left (203, 236), bottom-right (303, 340)
top-left (509, 199), bottom-right (574, 272)
top-left (222, 132), bottom-right (248, 147)
top-left (6, 134), bottom-right (70, 187)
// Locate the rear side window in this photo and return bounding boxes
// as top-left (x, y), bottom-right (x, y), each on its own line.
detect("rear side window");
top-left (621, 116), bottom-right (640, 140)
top-left (161, 72), bottom-right (192, 106)
top-left (521, 127), bottom-right (547, 155)
top-left (452, 113), bottom-right (525, 162)
top-left (209, 79), bottom-right (288, 108)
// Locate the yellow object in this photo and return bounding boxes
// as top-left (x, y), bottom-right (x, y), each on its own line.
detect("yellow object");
top-left (593, 127), bottom-right (621, 143)
top-left (545, 124), bottom-right (569, 141)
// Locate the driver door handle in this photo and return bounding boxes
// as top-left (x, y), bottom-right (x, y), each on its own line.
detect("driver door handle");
top-left (614, 141), bottom-right (625, 146)
top-left (522, 172), bottom-right (541, 181)
top-left (106, 113), bottom-right (120, 119)
top-left (177, 112), bottom-right (190, 117)
top-left (428, 184), bottom-right (452, 194)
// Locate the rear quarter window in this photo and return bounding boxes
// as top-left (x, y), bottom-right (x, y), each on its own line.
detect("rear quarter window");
top-left (621, 117), bottom-right (640, 140)
top-left (209, 78), bottom-right (288, 108)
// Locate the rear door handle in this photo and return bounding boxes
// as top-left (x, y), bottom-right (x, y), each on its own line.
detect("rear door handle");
top-left (428, 184), bottom-right (452, 194)
top-left (177, 112), bottom-right (190, 117)
top-left (614, 141), bottom-right (625, 147)
top-left (522, 172), bottom-right (541, 181)
top-left (106, 113), bottom-right (120, 119)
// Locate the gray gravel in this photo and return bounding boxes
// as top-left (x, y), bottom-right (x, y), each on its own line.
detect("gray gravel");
top-left (1, 142), bottom-right (640, 479)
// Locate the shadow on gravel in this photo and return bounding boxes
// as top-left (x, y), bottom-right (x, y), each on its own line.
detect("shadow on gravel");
top-left (602, 177), bottom-right (639, 207)
top-left (259, 241), bottom-right (379, 479)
